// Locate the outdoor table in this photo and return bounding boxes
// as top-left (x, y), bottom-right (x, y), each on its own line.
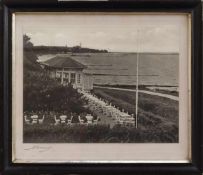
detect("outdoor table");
top-left (125, 117), bottom-right (135, 126)
top-left (30, 115), bottom-right (38, 124)
top-left (104, 105), bottom-right (114, 116)
top-left (60, 115), bottom-right (67, 123)
top-left (86, 114), bottom-right (93, 124)
top-left (97, 100), bottom-right (107, 106)
top-left (119, 112), bottom-right (131, 118)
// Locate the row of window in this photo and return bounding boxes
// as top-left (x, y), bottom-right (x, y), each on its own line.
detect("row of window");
top-left (56, 72), bottom-right (81, 83)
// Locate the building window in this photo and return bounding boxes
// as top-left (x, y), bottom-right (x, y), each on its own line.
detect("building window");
top-left (56, 71), bottom-right (62, 78)
top-left (77, 74), bottom-right (81, 83)
top-left (64, 73), bottom-right (69, 79)
top-left (70, 73), bottom-right (76, 83)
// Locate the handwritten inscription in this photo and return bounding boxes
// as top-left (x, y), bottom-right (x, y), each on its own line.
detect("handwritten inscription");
top-left (24, 146), bottom-right (51, 152)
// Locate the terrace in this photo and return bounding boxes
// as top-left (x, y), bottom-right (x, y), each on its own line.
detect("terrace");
top-left (24, 90), bottom-right (135, 127)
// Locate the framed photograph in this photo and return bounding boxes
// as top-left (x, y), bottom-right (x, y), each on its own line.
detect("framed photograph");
top-left (0, 0), bottom-right (202, 174)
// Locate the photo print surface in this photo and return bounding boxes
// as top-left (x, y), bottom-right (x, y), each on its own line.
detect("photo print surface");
top-left (22, 15), bottom-right (179, 144)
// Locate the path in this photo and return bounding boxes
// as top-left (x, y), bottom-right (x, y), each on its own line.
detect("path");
top-left (94, 85), bottom-right (179, 101)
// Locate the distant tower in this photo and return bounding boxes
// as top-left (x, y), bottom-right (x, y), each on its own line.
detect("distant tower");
top-left (79, 42), bottom-right (82, 48)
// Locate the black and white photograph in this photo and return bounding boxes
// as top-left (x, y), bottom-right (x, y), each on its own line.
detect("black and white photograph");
top-left (22, 14), bottom-right (179, 144)
top-left (12, 13), bottom-right (191, 163)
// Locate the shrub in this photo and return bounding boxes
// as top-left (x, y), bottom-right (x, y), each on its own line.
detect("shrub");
top-left (23, 123), bottom-right (177, 143)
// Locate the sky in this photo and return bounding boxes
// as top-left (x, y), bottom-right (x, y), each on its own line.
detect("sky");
top-left (24, 14), bottom-right (180, 53)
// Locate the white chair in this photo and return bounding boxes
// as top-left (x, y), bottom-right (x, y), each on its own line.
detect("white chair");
top-left (78, 116), bottom-right (84, 124)
top-left (67, 116), bottom-right (73, 125)
top-left (112, 112), bottom-right (118, 120)
top-left (126, 119), bottom-right (135, 126)
top-left (93, 117), bottom-right (100, 125)
top-left (125, 116), bottom-right (135, 126)
top-left (110, 111), bottom-right (114, 118)
top-left (54, 115), bottom-right (60, 125)
top-left (38, 115), bottom-right (45, 124)
top-left (31, 115), bottom-right (38, 124)
top-left (86, 114), bottom-right (93, 125)
top-left (24, 115), bottom-right (30, 124)
top-left (117, 117), bottom-right (125, 125)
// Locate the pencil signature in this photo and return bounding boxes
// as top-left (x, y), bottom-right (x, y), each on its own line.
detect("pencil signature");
top-left (24, 146), bottom-right (51, 152)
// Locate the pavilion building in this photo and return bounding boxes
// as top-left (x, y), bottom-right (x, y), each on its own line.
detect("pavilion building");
top-left (41, 55), bottom-right (93, 91)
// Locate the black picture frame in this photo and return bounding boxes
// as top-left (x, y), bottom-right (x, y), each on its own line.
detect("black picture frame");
top-left (0, 0), bottom-right (202, 174)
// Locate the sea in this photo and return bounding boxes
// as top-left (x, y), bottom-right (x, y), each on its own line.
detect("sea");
top-left (38, 52), bottom-right (179, 90)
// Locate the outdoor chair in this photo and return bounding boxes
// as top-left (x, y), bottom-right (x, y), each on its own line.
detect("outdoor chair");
top-left (125, 119), bottom-right (135, 127)
top-left (67, 116), bottom-right (73, 125)
top-left (101, 106), bottom-right (107, 113)
top-left (102, 107), bottom-right (107, 115)
top-left (86, 114), bottom-right (93, 125)
top-left (78, 116), bottom-right (84, 124)
top-left (110, 111), bottom-right (114, 118)
top-left (54, 115), bottom-right (60, 125)
top-left (112, 112), bottom-right (119, 120)
top-left (106, 107), bottom-right (113, 117)
top-left (93, 116), bottom-right (100, 125)
top-left (38, 115), bottom-right (45, 124)
top-left (95, 106), bottom-right (102, 113)
top-left (31, 115), bottom-right (38, 124)
top-left (124, 115), bottom-right (135, 126)
top-left (24, 115), bottom-right (31, 124)
top-left (117, 117), bottom-right (125, 125)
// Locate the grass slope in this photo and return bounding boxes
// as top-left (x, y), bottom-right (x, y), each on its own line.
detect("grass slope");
top-left (24, 88), bottom-right (178, 143)
top-left (93, 88), bottom-right (178, 142)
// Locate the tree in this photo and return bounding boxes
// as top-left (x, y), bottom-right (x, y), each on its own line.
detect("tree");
top-left (23, 34), bottom-right (41, 71)
top-left (23, 34), bottom-right (33, 49)
top-left (23, 35), bottom-right (88, 114)
top-left (23, 73), bottom-right (86, 113)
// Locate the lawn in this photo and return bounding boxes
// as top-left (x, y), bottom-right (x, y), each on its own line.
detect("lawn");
top-left (24, 124), bottom-right (177, 143)
top-left (24, 88), bottom-right (178, 143)
top-left (92, 87), bottom-right (178, 141)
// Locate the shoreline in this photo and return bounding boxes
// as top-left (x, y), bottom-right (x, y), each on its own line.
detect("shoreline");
top-left (93, 84), bottom-right (179, 97)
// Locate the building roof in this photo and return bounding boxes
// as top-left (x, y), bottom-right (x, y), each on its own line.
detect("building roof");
top-left (43, 56), bottom-right (86, 69)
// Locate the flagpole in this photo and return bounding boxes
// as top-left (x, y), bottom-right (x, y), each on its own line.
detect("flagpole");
top-left (135, 29), bottom-right (139, 129)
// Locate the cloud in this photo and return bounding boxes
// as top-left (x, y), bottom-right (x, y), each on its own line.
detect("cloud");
top-left (24, 19), bottom-right (180, 52)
